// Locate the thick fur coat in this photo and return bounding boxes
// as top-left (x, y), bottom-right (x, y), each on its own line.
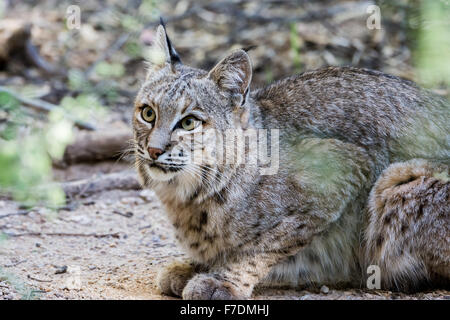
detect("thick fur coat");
top-left (133, 25), bottom-right (449, 299)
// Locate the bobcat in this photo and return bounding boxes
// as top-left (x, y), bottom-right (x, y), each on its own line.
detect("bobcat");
top-left (132, 24), bottom-right (449, 299)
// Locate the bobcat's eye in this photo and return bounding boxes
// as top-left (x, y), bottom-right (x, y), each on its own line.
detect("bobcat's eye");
top-left (181, 116), bottom-right (199, 131)
top-left (141, 106), bottom-right (156, 123)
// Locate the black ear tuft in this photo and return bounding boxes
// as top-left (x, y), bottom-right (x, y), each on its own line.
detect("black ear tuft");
top-left (159, 17), bottom-right (182, 65)
top-left (242, 45), bottom-right (257, 53)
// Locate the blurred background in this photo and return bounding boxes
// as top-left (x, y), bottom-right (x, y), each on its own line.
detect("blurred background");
top-left (0, 0), bottom-right (449, 300)
top-left (1, 0), bottom-right (449, 203)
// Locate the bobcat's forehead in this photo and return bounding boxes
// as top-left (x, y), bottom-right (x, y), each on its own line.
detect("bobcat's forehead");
top-left (138, 67), bottom-right (203, 110)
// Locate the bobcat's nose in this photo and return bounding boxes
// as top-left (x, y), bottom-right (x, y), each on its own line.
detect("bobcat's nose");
top-left (147, 147), bottom-right (164, 160)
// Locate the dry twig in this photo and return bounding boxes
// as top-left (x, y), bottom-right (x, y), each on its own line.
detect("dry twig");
top-left (4, 231), bottom-right (121, 238)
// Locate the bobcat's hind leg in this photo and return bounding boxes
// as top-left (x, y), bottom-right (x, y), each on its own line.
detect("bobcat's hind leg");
top-left (365, 159), bottom-right (449, 291)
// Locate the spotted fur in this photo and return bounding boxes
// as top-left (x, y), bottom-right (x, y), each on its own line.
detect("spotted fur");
top-left (133, 25), bottom-right (450, 299)
top-left (364, 159), bottom-right (449, 291)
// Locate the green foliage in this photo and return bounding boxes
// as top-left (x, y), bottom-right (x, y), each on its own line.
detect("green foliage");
top-left (60, 93), bottom-right (105, 121)
top-left (415, 1), bottom-right (450, 86)
top-left (68, 68), bottom-right (118, 105)
top-left (0, 135), bottom-right (67, 207)
top-left (265, 67), bottom-right (274, 85)
top-left (290, 23), bottom-right (302, 72)
top-left (124, 40), bottom-right (144, 59)
top-left (292, 138), bottom-right (354, 195)
top-left (0, 91), bottom-right (73, 207)
top-left (138, 0), bottom-right (161, 19)
top-left (46, 110), bottom-right (75, 159)
top-left (68, 69), bottom-right (91, 92)
top-left (95, 61), bottom-right (125, 78)
top-left (121, 15), bottom-right (142, 32)
top-left (0, 92), bottom-right (21, 140)
top-left (0, 268), bottom-right (41, 300)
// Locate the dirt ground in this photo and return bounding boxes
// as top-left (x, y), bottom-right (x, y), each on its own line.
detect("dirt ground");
top-left (1, 161), bottom-right (449, 300)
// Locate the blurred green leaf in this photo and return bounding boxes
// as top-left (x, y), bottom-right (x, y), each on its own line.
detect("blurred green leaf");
top-left (138, 0), bottom-right (161, 19)
top-left (68, 69), bottom-right (91, 91)
top-left (0, 91), bottom-right (19, 112)
top-left (0, 92), bottom-right (21, 140)
top-left (60, 93), bottom-right (105, 121)
top-left (18, 85), bottom-right (51, 100)
top-left (265, 67), bottom-right (274, 84)
top-left (95, 61), bottom-right (125, 78)
top-left (0, 91), bottom-right (75, 207)
top-left (121, 15), bottom-right (142, 32)
top-left (46, 112), bottom-right (74, 160)
top-left (125, 40), bottom-right (143, 59)
top-left (416, 1), bottom-right (450, 86)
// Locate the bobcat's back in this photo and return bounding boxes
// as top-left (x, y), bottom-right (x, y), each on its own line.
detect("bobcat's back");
top-left (254, 67), bottom-right (449, 165)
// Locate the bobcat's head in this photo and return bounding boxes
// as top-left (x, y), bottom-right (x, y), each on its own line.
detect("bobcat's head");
top-left (133, 24), bottom-right (255, 197)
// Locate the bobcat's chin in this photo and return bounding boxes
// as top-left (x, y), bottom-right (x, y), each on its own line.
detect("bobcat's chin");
top-left (146, 164), bottom-right (181, 181)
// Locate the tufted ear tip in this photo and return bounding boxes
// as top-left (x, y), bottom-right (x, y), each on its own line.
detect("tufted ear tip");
top-left (145, 21), bottom-right (181, 76)
top-left (159, 17), bottom-right (182, 65)
top-left (208, 49), bottom-right (252, 97)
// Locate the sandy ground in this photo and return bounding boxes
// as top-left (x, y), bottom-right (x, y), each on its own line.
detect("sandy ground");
top-left (0, 162), bottom-right (449, 300)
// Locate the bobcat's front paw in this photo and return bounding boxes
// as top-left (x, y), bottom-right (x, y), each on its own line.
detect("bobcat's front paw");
top-left (182, 274), bottom-right (244, 300)
top-left (157, 261), bottom-right (196, 297)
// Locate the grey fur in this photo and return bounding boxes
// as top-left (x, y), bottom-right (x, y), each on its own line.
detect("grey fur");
top-left (132, 25), bottom-right (449, 299)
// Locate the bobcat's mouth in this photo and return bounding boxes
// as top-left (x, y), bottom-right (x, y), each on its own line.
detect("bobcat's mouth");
top-left (149, 162), bottom-right (185, 173)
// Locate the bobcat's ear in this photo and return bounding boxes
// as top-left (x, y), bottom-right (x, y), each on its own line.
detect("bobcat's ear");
top-left (146, 22), bottom-right (181, 74)
top-left (208, 49), bottom-right (252, 101)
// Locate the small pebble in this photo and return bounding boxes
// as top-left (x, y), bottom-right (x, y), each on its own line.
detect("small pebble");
top-left (120, 197), bottom-right (144, 205)
top-left (320, 285), bottom-right (330, 294)
top-left (69, 215), bottom-right (92, 225)
top-left (55, 265), bottom-right (68, 274)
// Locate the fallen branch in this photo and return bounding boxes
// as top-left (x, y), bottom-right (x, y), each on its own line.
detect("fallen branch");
top-left (61, 128), bottom-right (133, 165)
top-left (0, 171), bottom-right (141, 202)
top-left (61, 171), bottom-right (141, 199)
top-left (25, 39), bottom-right (65, 76)
top-left (0, 209), bottom-right (31, 220)
top-left (27, 274), bottom-right (52, 283)
top-left (0, 86), bottom-right (95, 131)
top-left (112, 210), bottom-right (134, 218)
top-left (4, 231), bottom-right (121, 239)
top-left (3, 260), bottom-right (27, 268)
